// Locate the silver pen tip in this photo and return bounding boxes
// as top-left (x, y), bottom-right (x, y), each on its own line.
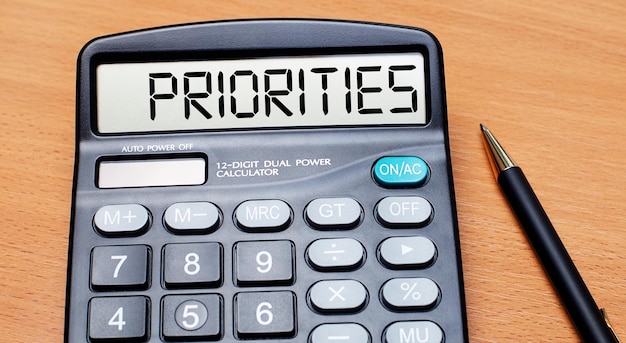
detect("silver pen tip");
top-left (480, 124), bottom-right (517, 177)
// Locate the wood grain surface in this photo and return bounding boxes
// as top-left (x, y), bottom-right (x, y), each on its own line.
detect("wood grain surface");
top-left (0, 1), bottom-right (624, 342)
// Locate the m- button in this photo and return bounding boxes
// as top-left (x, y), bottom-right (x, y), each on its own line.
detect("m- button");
top-left (94, 204), bottom-right (150, 236)
top-left (164, 202), bottom-right (221, 234)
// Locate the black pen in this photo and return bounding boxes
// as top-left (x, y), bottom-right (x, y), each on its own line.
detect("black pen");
top-left (480, 124), bottom-right (620, 343)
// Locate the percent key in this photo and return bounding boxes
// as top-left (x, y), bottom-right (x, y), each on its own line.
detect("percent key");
top-left (381, 278), bottom-right (440, 310)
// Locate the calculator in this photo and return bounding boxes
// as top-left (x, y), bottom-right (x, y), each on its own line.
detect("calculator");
top-left (64, 19), bottom-right (468, 343)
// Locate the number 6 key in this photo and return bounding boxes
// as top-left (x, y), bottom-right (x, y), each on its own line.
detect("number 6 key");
top-left (234, 291), bottom-right (296, 339)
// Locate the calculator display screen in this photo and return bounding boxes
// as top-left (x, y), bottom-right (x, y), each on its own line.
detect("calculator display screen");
top-left (96, 52), bottom-right (426, 133)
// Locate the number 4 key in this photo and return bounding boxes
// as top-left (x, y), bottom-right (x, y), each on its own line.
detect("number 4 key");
top-left (88, 296), bottom-right (149, 341)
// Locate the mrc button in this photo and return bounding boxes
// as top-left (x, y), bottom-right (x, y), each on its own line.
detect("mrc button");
top-left (235, 200), bottom-right (293, 232)
top-left (373, 156), bottom-right (429, 188)
top-left (375, 196), bottom-right (433, 228)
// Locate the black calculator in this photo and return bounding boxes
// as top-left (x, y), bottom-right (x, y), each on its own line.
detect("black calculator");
top-left (64, 19), bottom-right (468, 343)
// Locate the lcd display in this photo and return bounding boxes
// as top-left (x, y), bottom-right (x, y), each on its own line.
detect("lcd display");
top-left (96, 52), bottom-right (426, 133)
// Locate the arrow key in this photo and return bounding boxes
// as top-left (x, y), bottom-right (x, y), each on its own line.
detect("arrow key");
top-left (379, 236), bottom-right (436, 269)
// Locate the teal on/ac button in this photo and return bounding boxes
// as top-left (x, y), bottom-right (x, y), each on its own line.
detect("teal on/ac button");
top-left (373, 156), bottom-right (429, 188)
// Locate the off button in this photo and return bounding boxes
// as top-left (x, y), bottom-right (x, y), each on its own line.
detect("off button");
top-left (373, 156), bottom-right (429, 188)
top-left (376, 196), bottom-right (433, 228)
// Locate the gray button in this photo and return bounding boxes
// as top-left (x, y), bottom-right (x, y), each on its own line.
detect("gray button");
top-left (94, 204), bottom-right (150, 235)
top-left (379, 236), bottom-right (436, 268)
top-left (311, 323), bottom-right (370, 343)
top-left (163, 242), bottom-right (222, 288)
top-left (235, 200), bottom-right (292, 232)
top-left (235, 291), bottom-right (296, 338)
top-left (384, 321), bottom-right (443, 343)
top-left (376, 196), bottom-right (432, 228)
top-left (381, 278), bottom-right (440, 310)
top-left (309, 280), bottom-right (367, 312)
top-left (162, 294), bottom-right (222, 341)
top-left (164, 202), bottom-right (221, 233)
top-left (88, 296), bottom-right (149, 341)
top-left (175, 300), bottom-right (208, 331)
top-left (306, 198), bottom-right (362, 229)
top-left (307, 238), bottom-right (365, 271)
top-left (91, 245), bottom-right (150, 290)
top-left (234, 240), bottom-right (294, 286)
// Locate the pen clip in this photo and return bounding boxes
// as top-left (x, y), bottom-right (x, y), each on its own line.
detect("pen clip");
top-left (601, 308), bottom-right (621, 343)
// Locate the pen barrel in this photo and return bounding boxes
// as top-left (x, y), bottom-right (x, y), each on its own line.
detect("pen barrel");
top-left (498, 167), bottom-right (616, 343)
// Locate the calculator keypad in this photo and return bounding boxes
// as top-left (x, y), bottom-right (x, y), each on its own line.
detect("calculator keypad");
top-left (82, 156), bottom-right (457, 342)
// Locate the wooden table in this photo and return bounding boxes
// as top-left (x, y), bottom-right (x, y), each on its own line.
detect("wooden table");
top-left (1, 1), bottom-right (624, 342)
